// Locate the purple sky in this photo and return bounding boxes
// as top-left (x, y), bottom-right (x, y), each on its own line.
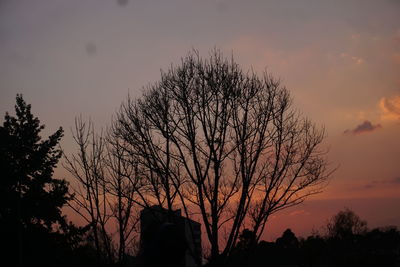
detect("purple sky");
top-left (1, 0), bottom-right (399, 239)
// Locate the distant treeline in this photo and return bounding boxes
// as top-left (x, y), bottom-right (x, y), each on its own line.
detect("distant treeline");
top-left (225, 223), bottom-right (400, 267)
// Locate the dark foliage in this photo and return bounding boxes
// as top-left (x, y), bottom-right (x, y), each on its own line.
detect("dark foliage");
top-left (0, 95), bottom-right (91, 267)
top-left (327, 207), bottom-right (367, 239)
top-left (225, 210), bottom-right (400, 267)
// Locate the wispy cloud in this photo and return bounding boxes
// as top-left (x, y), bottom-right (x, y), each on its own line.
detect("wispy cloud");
top-left (360, 177), bottom-right (400, 190)
top-left (344, 120), bottom-right (381, 135)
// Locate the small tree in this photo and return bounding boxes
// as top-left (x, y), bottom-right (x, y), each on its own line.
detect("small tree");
top-left (276, 229), bottom-right (299, 249)
top-left (0, 95), bottom-right (73, 266)
top-left (327, 208), bottom-right (367, 239)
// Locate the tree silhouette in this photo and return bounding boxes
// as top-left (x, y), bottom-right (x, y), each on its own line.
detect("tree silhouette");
top-left (276, 228), bottom-right (299, 249)
top-left (327, 208), bottom-right (367, 240)
top-left (113, 49), bottom-right (331, 263)
top-left (64, 117), bottom-right (141, 264)
top-left (224, 210), bottom-right (400, 267)
top-left (0, 95), bottom-right (75, 266)
top-left (321, 209), bottom-right (400, 267)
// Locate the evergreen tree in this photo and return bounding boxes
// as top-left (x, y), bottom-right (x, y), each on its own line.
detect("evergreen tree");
top-left (0, 95), bottom-right (72, 266)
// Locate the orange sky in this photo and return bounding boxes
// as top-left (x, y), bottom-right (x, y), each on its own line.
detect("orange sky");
top-left (1, 0), bottom-right (399, 240)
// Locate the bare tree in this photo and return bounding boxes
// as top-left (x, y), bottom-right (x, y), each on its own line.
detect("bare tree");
top-left (63, 117), bottom-right (112, 262)
top-left (105, 135), bottom-right (140, 260)
top-left (112, 49), bottom-right (331, 263)
top-left (64, 117), bottom-right (141, 264)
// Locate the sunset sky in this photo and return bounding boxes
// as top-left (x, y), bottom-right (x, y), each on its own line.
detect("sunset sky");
top-left (1, 0), bottom-right (399, 240)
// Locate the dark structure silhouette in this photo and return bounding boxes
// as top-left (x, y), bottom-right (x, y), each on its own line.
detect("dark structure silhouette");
top-left (139, 205), bottom-right (202, 267)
